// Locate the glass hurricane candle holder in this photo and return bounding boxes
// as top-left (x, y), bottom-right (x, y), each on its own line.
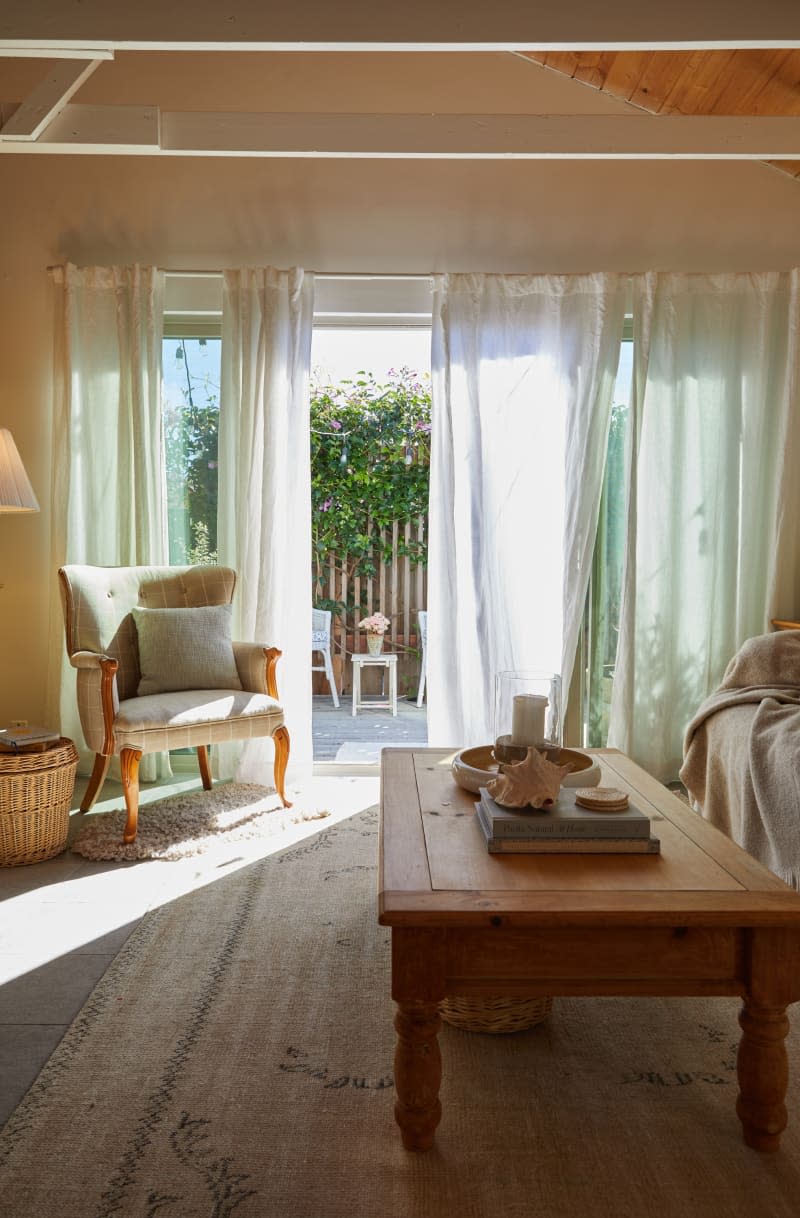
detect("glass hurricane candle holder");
top-left (494, 670), bottom-right (562, 763)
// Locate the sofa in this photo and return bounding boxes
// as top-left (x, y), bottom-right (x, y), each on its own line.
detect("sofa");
top-left (680, 628), bottom-right (800, 890)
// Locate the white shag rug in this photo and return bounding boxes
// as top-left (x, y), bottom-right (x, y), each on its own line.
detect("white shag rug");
top-left (70, 782), bottom-right (330, 861)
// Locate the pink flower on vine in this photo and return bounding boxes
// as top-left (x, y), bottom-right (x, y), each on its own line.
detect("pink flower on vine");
top-left (320, 498), bottom-right (333, 512)
top-left (330, 419), bottom-right (342, 430)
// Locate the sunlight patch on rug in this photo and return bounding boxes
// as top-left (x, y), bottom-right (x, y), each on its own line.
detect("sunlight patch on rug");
top-left (70, 782), bottom-right (330, 862)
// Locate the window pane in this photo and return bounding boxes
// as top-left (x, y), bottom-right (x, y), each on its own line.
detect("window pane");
top-left (311, 327), bottom-right (431, 383)
top-left (162, 337), bottom-right (221, 565)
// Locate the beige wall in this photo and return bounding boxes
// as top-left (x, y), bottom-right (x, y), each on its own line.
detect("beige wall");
top-left (2, 52), bottom-right (800, 726)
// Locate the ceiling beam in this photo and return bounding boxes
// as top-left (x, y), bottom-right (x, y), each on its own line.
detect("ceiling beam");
top-left (3, 109), bottom-right (800, 159)
top-left (0, 103), bottom-right (159, 151)
top-left (0, 1), bottom-right (799, 51)
top-left (0, 46), bottom-right (113, 59)
top-left (0, 58), bottom-right (103, 140)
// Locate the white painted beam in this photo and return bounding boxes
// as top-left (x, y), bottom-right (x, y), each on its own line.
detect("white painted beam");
top-left (0, 59), bottom-right (103, 140)
top-left (2, 109), bottom-right (800, 160)
top-left (0, 45), bottom-right (113, 59)
top-left (1, 103), bottom-right (160, 150)
top-left (0, 1), bottom-right (798, 51)
top-left (164, 113), bottom-right (800, 159)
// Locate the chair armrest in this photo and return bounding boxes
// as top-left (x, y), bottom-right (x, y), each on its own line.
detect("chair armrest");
top-left (69, 649), bottom-right (116, 669)
top-left (69, 651), bottom-right (119, 754)
top-left (233, 643), bottom-right (282, 700)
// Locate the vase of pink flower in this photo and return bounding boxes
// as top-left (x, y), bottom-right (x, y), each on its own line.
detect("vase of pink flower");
top-left (359, 612), bottom-right (390, 655)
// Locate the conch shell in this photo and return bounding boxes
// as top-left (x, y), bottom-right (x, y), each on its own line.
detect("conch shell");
top-left (487, 747), bottom-right (570, 809)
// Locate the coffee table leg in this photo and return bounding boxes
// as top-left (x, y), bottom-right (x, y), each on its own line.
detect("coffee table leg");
top-left (736, 1000), bottom-right (790, 1151)
top-left (393, 1001), bottom-right (442, 1151)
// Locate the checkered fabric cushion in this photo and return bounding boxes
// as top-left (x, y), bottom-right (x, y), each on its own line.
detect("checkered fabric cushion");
top-left (113, 689), bottom-right (284, 753)
top-left (132, 604), bottom-right (243, 695)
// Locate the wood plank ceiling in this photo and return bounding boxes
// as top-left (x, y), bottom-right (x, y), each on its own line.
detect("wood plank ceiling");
top-left (520, 50), bottom-right (800, 179)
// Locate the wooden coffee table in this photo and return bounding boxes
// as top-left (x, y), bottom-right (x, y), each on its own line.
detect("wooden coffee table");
top-left (378, 747), bottom-right (800, 1152)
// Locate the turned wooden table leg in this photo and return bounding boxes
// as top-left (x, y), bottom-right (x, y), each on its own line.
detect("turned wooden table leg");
top-left (736, 1000), bottom-right (790, 1152)
top-left (393, 1002), bottom-right (442, 1151)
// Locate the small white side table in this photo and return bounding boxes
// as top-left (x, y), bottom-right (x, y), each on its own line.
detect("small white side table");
top-left (352, 653), bottom-right (398, 717)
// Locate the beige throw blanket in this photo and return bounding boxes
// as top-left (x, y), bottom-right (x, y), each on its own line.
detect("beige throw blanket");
top-left (680, 631), bottom-right (800, 889)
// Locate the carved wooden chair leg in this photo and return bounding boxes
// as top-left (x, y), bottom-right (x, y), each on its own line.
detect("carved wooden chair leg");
top-left (273, 726), bottom-right (292, 808)
top-left (120, 747), bottom-right (143, 844)
top-left (80, 753), bottom-right (112, 813)
top-left (197, 744), bottom-right (213, 791)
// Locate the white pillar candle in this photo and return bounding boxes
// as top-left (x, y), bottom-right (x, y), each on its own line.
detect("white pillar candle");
top-left (510, 694), bottom-right (548, 746)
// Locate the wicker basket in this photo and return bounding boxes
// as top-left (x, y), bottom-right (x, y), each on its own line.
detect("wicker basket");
top-left (439, 995), bottom-right (553, 1034)
top-left (0, 738), bottom-right (78, 866)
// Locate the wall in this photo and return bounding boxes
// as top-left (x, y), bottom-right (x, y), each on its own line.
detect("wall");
top-left (2, 52), bottom-right (800, 725)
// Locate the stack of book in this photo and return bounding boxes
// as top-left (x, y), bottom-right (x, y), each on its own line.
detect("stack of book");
top-left (475, 787), bottom-right (660, 854)
top-left (0, 724), bottom-right (61, 753)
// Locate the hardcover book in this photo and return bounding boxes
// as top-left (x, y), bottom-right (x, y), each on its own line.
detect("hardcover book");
top-left (0, 725), bottom-right (61, 752)
top-left (475, 802), bottom-right (661, 854)
top-left (476, 787), bottom-right (652, 839)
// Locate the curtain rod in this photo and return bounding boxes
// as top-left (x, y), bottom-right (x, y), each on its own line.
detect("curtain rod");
top-left (163, 270), bottom-right (435, 282)
top-left (47, 265), bottom-right (434, 282)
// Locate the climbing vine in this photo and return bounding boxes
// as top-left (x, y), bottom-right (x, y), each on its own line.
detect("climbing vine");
top-left (310, 367), bottom-right (431, 613)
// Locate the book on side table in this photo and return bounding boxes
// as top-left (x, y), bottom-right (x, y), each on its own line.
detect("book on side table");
top-left (0, 725), bottom-right (61, 753)
top-left (475, 787), bottom-right (661, 854)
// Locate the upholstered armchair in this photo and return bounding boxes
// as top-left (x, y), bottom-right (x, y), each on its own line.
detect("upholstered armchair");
top-left (58, 564), bottom-right (290, 844)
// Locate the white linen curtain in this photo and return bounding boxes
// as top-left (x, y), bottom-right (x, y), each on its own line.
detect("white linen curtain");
top-left (218, 267), bottom-right (314, 779)
top-left (48, 263), bottom-right (167, 777)
top-left (609, 270), bottom-right (800, 781)
top-left (428, 272), bottom-right (627, 749)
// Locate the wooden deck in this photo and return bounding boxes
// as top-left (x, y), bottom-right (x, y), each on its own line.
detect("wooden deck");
top-left (312, 693), bottom-right (427, 762)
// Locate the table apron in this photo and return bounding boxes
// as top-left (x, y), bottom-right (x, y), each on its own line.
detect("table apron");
top-left (391, 924), bottom-right (747, 1001)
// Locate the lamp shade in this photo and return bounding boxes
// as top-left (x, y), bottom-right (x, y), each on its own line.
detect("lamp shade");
top-left (0, 429), bottom-right (39, 513)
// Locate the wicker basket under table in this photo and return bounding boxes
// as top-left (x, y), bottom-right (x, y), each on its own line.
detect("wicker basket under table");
top-left (439, 995), bottom-right (553, 1033)
top-left (0, 738), bottom-right (78, 866)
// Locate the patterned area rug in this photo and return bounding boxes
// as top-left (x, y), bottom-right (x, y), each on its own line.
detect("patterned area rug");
top-left (70, 782), bottom-right (329, 861)
top-left (2, 809), bottom-right (800, 1217)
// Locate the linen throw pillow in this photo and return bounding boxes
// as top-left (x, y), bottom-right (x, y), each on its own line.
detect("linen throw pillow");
top-left (132, 605), bottom-right (243, 696)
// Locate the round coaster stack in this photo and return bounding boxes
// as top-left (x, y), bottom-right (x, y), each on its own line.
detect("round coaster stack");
top-left (574, 786), bottom-right (630, 812)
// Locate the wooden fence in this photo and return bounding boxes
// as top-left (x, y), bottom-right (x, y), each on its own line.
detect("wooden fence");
top-left (313, 516), bottom-right (427, 697)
